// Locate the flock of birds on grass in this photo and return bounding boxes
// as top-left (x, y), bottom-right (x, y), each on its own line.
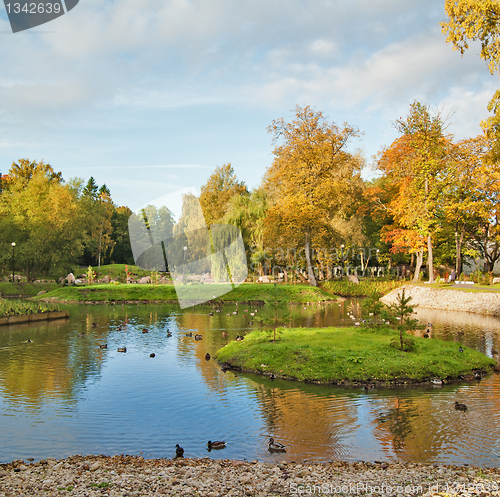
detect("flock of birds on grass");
top-left (174, 437), bottom-right (286, 458)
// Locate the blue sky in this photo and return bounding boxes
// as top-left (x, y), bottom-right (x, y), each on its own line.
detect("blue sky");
top-left (0, 0), bottom-right (497, 211)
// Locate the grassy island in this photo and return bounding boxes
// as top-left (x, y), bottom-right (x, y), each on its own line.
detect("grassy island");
top-left (215, 327), bottom-right (496, 384)
top-left (32, 282), bottom-right (337, 304)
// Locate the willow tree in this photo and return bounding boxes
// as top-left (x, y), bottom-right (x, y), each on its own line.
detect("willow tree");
top-left (264, 105), bottom-right (364, 286)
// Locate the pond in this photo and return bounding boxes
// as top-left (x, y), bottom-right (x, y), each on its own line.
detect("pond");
top-left (0, 300), bottom-right (500, 467)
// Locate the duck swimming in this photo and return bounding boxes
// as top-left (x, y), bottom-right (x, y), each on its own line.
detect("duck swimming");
top-left (207, 440), bottom-right (226, 450)
top-left (268, 438), bottom-right (286, 452)
top-left (454, 401), bottom-right (468, 411)
top-left (194, 334), bottom-right (202, 340)
top-left (205, 353), bottom-right (211, 360)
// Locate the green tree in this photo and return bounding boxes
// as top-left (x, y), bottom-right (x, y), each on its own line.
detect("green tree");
top-left (82, 176), bottom-right (99, 200)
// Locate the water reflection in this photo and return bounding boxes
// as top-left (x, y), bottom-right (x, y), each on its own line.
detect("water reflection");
top-left (0, 301), bottom-right (499, 467)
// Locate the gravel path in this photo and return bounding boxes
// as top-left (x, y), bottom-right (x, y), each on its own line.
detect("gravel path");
top-left (1, 455), bottom-right (499, 496)
top-left (381, 285), bottom-right (500, 316)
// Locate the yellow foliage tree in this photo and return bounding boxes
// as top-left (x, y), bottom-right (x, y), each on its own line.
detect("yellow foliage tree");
top-left (264, 105), bottom-right (364, 286)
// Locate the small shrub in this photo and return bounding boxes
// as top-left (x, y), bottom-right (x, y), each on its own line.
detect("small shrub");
top-left (390, 336), bottom-right (416, 352)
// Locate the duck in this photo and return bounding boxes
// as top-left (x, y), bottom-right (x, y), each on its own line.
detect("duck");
top-left (208, 312), bottom-right (214, 316)
top-left (221, 331), bottom-right (228, 337)
top-left (185, 332), bottom-right (193, 337)
top-left (269, 374), bottom-right (276, 380)
top-left (77, 333), bottom-right (85, 338)
top-left (249, 321), bottom-right (253, 325)
top-left (207, 440), bottom-right (226, 450)
top-left (205, 353), bottom-right (211, 360)
top-left (423, 332), bottom-right (429, 338)
top-left (235, 336), bottom-right (244, 341)
top-left (268, 438), bottom-right (286, 452)
top-left (166, 331), bottom-right (172, 337)
top-left (194, 334), bottom-right (202, 340)
top-left (117, 347), bottom-right (127, 353)
top-left (100, 344), bottom-right (108, 349)
top-left (475, 372), bottom-right (482, 381)
top-left (175, 444), bottom-right (184, 458)
top-left (150, 353), bottom-right (155, 358)
top-left (142, 329), bottom-right (148, 334)
top-left (458, 346), bottom-right (464, 353)
top-left (26, 339), bottom-right (32, 343)
top-left (431, 378), bottom-right (442, 385)
top-left (454, 401), bottom-right (468, 411)
top-left (92, 323), bottom-right (97, 328)
top-left (117, 326), bottom-right (122, 331)
top-left (221, 365), bottom-right (229, 373)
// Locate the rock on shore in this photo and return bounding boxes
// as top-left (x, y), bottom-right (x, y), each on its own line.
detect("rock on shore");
top-left (0, 455), bottom-right (499, 496)
top-left (381, 285), bottom-right (500, 316)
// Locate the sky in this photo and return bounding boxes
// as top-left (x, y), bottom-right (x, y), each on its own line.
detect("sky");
top-left (0, 0), bottom-right (498, 212)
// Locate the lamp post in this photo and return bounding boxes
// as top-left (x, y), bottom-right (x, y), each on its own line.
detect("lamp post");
top-left (11, 242), bottom-right (15, 283)
top-left (182, 246), bottom-right (187, 283)
top-left (340, 244), bottom-right (345, 278)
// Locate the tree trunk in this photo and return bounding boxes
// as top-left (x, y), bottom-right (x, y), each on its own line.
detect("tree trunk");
top-left (455, 223), bottom-right (465, 276)
top-left (304, 227), bottom-right (317, 286)
top-left (413, 249), bottom-right (423, 282)
top-left (427, 233), bottom-right (434, 283)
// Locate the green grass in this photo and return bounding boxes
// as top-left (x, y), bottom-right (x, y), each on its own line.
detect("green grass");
top-left (320, 280), bottom-right (405, 297)
top-left (31, 282), bottom-right (337, 304)
top-left (0, 299), bottom-right (61, 317)
top-left (215, 327), bottom-right (495, 383)
top-left (0, 281), bottom-right (60, 297)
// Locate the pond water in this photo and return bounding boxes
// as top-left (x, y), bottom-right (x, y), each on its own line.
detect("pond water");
top-left (1, 300), bottom-right (500, 467)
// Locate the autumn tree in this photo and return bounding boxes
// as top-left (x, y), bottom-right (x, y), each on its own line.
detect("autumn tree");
top-left (441, 0), bottom-right (500, 155)
top-left (5, 159), bottom-right (62, 187)
top-left (264, 105), bottom-right (364, 286)
top-left (378, 102), bottom-right (452, 283)
top-left (0, 166), bottom-right (84, 281)
top-left (199, 163), bottom-right (248, 225)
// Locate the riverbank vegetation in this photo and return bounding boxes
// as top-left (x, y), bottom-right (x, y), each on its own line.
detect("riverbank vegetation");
top-left (0, 299), bottom-right (61, 317)
top-left (216, 327), bottom-right (496, 384)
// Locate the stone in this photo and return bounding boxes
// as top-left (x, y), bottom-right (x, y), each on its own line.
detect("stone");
top-left (138, 276), bottom-right (151, 284)
top-left (102, 274), bottom-right (111, 283)
top-left (66, 273), bottom-right (75, 284)
top-left (493, 277), bottom-right (500, 284)
top-left (347, 275), bottom-right (359, 284)
top-left (74, 279), bottom-right (83, 284)
top-left (258, 276), bottom-right (270, 283)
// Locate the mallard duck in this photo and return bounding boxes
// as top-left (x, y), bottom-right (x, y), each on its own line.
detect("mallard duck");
top-left (221, 365), bottom-right (229, 373)
top-left (117, 347), bottom-right (127, 353)
top-left (195, 334), bottom-right (202, 340)
top-left (458, 346), bottom-right (464, 353)
top-left (235, 336), bottom-right (244, 341)
top-left (205, 353), bottom-right (211, 360)
top-left (269, 373), bottom-right (276, 380)
top-left (431, 378), bottom-right (442, 385)
top-left (454, 401), bottom-right (468, 411)
top-left (208, 312), bottom-right (214, 316)
top-left (423, 332), bottom-right (429, 338)
top-left (475, 372), bottom-right (482, 381)
top-left (207, 440), bottom-right (226, 450)
top-left (150, 353), bottom-right (155, 358)
top-left (100, 344), bottom-right (107, 349)
top-left (26, 339), bottom-right (32, 343)
top-left (142, 329), bottom-right (148, 334)
top-left (185, 332), bottom-right (193, 337)
top-left (268, 438), bottom-right (286, 452)
top-left (117, 326), bottom-right (122, 331)
top-left (166, 331), bottom-right (172, 337)
top-left (175, 444), bottom-right (184, 458)
top-left (92, 323), bottom-right (97, 328)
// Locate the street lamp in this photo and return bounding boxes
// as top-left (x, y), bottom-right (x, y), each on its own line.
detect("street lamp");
top-left (11, 242), bottom-right (15, 283)
top-left (182, 246), bottom-right (187, 283)
top-left (340, 244), bottom-right (345, 277)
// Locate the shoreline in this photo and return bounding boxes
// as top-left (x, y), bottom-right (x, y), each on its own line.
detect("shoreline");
top-left (381, 285), bottom-right (500, 316)
top-left (217, 362), bottom-right (497, 388)
top-left (1, 454), bottom-right (499, 497)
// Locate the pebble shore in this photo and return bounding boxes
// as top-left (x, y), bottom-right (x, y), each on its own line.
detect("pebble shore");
top-left (381, 285), bottom-right (500, 316)
top-left (1, 455), bottom-right (499, 496)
